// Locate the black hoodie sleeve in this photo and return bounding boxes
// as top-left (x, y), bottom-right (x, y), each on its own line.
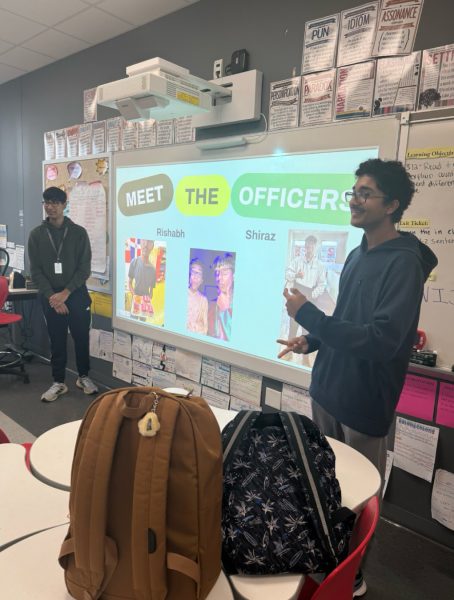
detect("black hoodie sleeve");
top-left (294, 257), bottom-right (425, 361)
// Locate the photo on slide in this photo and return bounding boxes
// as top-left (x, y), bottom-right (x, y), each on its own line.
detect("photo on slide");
top-left (279, 229), bottom-right (349, 366)
top-left (186, 248), bottom-right (236, 342)
top-left (124, 238), bottom-right (166, 326)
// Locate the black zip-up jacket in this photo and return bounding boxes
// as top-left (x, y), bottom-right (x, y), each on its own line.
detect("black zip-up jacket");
top-left (28, 217), bottom-right (91, 299)
top-left (295, 232), bottom-right (438, 436)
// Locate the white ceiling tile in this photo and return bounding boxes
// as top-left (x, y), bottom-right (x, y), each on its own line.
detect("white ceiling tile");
top-left (0, 1), bottom-right (90, 27)
top-left (23, 29), bottom-right (90, 60)
top-left (0, 46), bottom-right (55, 71)
top-left (0, 39), bottom-right (13, 53)
top-left (97, 0), bottom-right (188, 27)
top-left (0, 62), bottom-right (26, 83)
top-left (55, 7), bottom-right (132, 44)
top-left (0, 9), bottom-right (47, 44)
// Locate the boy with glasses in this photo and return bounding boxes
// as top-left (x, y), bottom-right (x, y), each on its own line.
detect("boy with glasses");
top-left (279, 159), bottom-right (437, 596)
top-left (28, 186), bottom-right (98, 402)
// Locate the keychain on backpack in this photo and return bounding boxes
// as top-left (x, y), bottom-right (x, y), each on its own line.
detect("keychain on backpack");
top-left (138, 393), bottom-right (161, 437)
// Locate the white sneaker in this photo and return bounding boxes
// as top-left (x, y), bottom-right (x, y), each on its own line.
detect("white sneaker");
top-left (76, 375), bottom-right (98, 395)
top-left (353, 570), bottom-right (367, 597)
top-left (41, 382), bottom-right (68, 402)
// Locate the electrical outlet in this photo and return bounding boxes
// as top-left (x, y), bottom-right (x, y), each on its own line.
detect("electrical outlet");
top-left (213, 58), bottom-right (224, 79)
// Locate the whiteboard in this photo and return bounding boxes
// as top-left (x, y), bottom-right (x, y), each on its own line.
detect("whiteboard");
top-left (400, 109), bottom-right (454, 369)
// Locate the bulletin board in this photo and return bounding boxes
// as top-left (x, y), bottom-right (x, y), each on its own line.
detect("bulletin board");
top-left (399, 108), bottom-right (454, 369)
top-left (42, 154), bottom-right (112, 293)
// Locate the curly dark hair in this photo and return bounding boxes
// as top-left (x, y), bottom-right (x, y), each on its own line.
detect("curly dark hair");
top-left (355, 158), bottom-right (415, 222)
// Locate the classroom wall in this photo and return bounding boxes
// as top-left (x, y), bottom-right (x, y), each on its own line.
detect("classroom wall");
top-left (1, 0), bottom-right (454, 546)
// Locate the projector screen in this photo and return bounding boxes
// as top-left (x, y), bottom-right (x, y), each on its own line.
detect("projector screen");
top-left (113, 142), bottom-right (380, 386)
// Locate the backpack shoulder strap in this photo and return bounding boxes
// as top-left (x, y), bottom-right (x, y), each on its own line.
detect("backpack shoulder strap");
top-left (130, 390), bottom-right (181, 599)
top-left (279, 412), bottom-right (343, 570)
top-left (222, 411), bottom-right (259, 466)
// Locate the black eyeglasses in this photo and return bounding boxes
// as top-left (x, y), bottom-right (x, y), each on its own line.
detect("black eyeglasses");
top-left (42, 200), bottom-right (63, 205)
top-left (345, 190), bottom-right (387, 204)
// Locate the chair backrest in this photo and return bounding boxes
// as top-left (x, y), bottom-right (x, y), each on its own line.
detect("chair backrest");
top-left (0, 427), bottom-right (10, 443)
top-left (306, 496), bottom-right (379, 600)
top-left (0, 276), bottom-right (9, 310)
top-left (0, 248), bottom-right (9, 277)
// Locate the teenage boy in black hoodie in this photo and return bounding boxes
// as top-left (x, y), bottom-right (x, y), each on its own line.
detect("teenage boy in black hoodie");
top-left (28, 187), bottom-right (99, 402)
top-left (279, 159), bottom-right (438, 596)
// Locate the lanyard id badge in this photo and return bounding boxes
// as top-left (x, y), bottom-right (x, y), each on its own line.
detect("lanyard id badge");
top-left (47, 227), bottom-right (68, 275)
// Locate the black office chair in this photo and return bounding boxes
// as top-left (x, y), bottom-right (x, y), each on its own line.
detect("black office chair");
top-left (0, 248), bottom-right (29, 383)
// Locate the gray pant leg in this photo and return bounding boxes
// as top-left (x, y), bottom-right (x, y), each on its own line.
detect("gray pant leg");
top-left (311, 400), bottom-right (387, 496)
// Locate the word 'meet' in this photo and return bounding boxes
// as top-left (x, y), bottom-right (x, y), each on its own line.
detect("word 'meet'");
top-left (237, 186), bottom-right (349, 211)
top-left (126, 185), bottom-right (164, 207)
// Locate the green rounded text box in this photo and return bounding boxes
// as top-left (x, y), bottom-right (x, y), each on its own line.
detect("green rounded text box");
top-left (118, 174), bottom-right (173, 216)
top-left (176, 175), bottom-right (230, 216)
top-left (231, 173), bottom-right (354, 225)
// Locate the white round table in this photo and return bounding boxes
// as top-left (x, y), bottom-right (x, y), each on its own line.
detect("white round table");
top-left (0, 444), bottom-right (69, 550)
top-left (30, 409), bottom-right (380, 512)
top-left (0, 524), bottom-right (233, 600)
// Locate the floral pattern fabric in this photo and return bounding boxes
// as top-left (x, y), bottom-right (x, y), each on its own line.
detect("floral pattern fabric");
top-left (221, 414), bottom-right (353, 575)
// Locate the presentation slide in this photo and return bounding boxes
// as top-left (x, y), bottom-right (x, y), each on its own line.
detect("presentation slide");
top-left (114, 147), bottom-right (378, 374)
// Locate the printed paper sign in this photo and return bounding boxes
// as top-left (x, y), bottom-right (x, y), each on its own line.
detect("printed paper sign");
top-left (436, 382), bottom-right (454, 428)
top-left (373, 0), bottom-right (424, 57)
top-left (229, 366), bottom-right (262, 406)
top-left (337, 2), bottom-right (379, 67)
top-left (394, 416), bottom-right (439, 482)
top-left (396, 373), bottom-right (437, 421)
top-left (431, 469), bottom-right (454, 530)
top-left (281, 383), bottom-right (312, 419)
top-left (269, 77), bottom-right (301, 131)
top-left (201, 357), bottom-right (230, 393)
top-left (84, 87), bottom-right (98, 123)
top-left (418, 44), bottom-right (454, 110)
top-left (302, 14), bottom-right (339, 74)
top-left (373, 52), bottom-right (421, 115)
top-left (300, 69), bottom-right (336, 126)
top-left (335, 61), bottom-right (375, 120)
top-left (113, 330), bottom-right (132, 359)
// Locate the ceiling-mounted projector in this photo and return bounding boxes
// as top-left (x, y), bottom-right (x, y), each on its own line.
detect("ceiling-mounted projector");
top-left (97, 57), bottom-right (231, 121)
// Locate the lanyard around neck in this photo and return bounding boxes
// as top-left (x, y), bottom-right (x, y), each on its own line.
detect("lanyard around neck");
top-left (47, 227), bottom-right (68, 262)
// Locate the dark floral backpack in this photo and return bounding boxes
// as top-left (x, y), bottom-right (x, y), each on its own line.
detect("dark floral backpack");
top-left (221, 411), bottom-right (356, 575)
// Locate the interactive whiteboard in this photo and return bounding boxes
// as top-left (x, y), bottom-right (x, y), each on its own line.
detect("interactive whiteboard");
top-left (113, 117), bottom-right (401, 387)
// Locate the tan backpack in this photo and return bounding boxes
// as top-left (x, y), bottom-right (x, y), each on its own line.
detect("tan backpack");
top-left (59, 386), bottom-right (223, 600)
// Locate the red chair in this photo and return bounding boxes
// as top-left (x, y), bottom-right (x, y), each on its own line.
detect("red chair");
top-left (298, 496), bottom-right (380, 600)
top-left (0, 272), bottom-right (30, 383)
top-left (0, 428), bottom-right (32, 470)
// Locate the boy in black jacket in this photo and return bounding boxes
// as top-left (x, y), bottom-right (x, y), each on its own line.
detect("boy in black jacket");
top-left (279, 159), bottom-right (437, 596)
top-left (28, 187), bottom-right (98, 402)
